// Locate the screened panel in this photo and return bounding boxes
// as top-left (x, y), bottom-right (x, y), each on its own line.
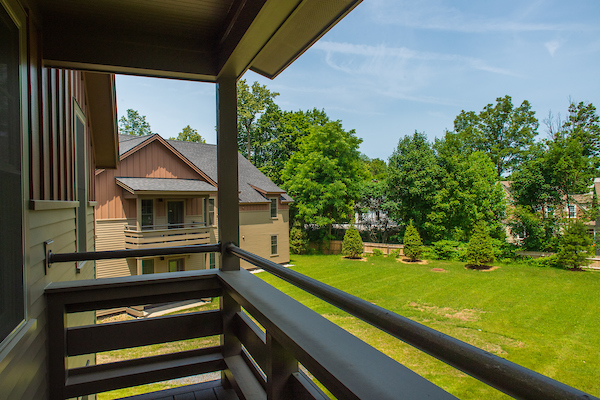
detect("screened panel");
top-left (0, 4), bottom-right (24, 342)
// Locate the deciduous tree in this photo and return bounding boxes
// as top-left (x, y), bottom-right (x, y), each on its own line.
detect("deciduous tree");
top-left (170, 125), bottom-right (205, 143)
top-left (282, 121), bottom-right (366, 234)
top-left (119, 109), bottom-right (154, 136)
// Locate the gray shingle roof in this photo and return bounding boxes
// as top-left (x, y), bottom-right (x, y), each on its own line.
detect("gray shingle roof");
top-left (116, 177), bottom-right (218, 193)
top-left (118, 134), bottom-right (292, 204)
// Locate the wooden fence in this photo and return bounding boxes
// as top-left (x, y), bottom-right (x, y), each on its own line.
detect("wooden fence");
top-left (309, 240), bottom-right (403, 256)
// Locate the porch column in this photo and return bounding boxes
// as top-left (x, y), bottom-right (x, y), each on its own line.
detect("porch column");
top-left (216, 75), bottom-right (240, 271)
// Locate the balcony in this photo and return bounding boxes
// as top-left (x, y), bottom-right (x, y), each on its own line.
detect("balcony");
top-left (45, 244), bottom-right (596, 400)
top-left (124, 223), bottom-right (212, 249)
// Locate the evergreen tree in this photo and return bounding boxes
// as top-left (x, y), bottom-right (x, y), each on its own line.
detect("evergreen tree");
top-left (465, 221), bottom-right (495, 267)
top-left (556, 220), bottom-right (593, 270)
top-left (289, 223), bottom-right (308, 255)
top-left (403, 221), bottom-right (423, 262)
top-left (342, 226), bottom-right (363, 259)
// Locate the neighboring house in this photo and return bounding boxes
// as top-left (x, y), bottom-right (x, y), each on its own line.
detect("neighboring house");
top-left (501, 180), bottom-right (599, 243)
top-left (95, 134), bottom-right (292, 276)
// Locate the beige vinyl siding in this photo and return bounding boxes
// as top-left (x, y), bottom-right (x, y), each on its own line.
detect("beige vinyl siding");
top-left (239, 205), bottom-right (290, 270)
top-left (0, 206), bottom-right (95, 400)
top-left (95, 219), bottom-right (132, 278)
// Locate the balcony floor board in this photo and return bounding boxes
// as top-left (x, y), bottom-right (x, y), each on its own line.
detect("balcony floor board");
top-left (117, 379), bottom-right (238, 400)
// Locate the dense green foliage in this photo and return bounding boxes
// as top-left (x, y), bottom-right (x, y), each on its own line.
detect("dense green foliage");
top-left (169, 125), bottom-right (205, 143)
top-left (556, 220), bottom-right (594, 269)
top-left (465, 222), bottom-right (495, 267)
top-left (387, 132), bottom-right (442, 241)
top-left (403, 221), bottom-right (423, 261)
top-left (429, 240), bottom-right (460, 260)
top-left (236, 79), bottom-right (279, 163)
top-left (282, 122), bottom-right (366, 231)
top-left (118, 109), bottom-right (154, 136)
top-left (342, 226), bottom-right (364, 258)
top-left (453, 95), bottom-right (539, 177)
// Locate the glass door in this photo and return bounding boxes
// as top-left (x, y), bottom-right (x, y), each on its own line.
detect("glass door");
top-left (167, 201), bottom-right (184, 229)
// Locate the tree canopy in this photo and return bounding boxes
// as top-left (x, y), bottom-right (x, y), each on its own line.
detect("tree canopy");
top-left (170, 125), bottom-right (206, 143)
top-left (118, 109), bottom-right (154, 136)
top-left (282, 121), bottom-right (366, 233)
top-left (237, 79), bottom-right (279, 163)
top-left (453, 95), bottom-right (539, 177)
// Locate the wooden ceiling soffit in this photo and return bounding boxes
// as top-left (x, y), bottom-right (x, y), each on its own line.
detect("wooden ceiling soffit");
top-left (248, 0), bottom-right (362, 79)
top-left (38, 0), bottom-right (362, 81)
top-left (83, 72), bottom-right (118, 169)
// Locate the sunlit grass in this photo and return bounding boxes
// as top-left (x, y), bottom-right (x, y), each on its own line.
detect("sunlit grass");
top-left (256, 254), bottom-right (600, 399)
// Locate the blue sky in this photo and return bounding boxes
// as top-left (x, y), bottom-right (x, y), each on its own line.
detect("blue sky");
top-left (116, 0), bottom-right (600, 161)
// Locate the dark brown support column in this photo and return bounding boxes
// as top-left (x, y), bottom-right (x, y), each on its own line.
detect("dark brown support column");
top-left (216, 75), bottom-right (240, 271)
top-left (216, 75), bottom-right (242, 389)
top-left (266, 332), bottom-right (298, 400)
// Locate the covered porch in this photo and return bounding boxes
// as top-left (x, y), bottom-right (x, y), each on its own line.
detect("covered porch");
top-left (9, 0), bottom-right (596, 398)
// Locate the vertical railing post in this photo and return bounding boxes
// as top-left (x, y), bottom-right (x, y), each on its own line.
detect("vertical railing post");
top-left (266, 332), bottom-right (298, 400)
top-left (216, 75), bottom-right (242, 389)
top-left (47, 294), bottom-right (67, 400)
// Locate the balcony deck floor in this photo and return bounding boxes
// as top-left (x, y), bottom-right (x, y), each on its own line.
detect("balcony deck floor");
top-left (118, 380), bottom-right (238, 400)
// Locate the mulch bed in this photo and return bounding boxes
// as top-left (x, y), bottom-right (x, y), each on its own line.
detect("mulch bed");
top-left (465, 264), bottom-right (500, 271)
top-left (431, 268), bottom-right (446, 272)
top-left (398, 258), bottom-right (428, 265)
top-left (342, 256), bottom-right (368, 262)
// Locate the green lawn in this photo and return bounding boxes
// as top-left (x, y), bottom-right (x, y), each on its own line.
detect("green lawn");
top-left (256, 255), bottom-right (600, 399)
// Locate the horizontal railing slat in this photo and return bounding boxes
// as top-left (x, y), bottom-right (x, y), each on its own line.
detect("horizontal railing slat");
top-left (46, 269), bottom-right (221, 313)
top-left (65, 346), bottom-right (225, 399)
top-left (47, 243), bottom-right (220, 263)
top-left (227, 244), bottom-right (597, 400)
top-left (218, 267), bottom-right (457, 400)
top-left (67, 309), bottom-right (222, 356)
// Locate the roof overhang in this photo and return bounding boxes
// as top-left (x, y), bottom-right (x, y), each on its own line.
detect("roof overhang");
top-left (249, 184), bottom-right (285, 196)
top-left (34, 0), bottom-right (362, 81)
top-left (83, 72), bottom-right (118, 168)
top-left (116, 177), bottom-right (218, 197)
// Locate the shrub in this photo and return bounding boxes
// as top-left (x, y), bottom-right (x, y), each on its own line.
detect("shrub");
top-left (403, 221), bottom-right (423, 262)
top-left (289, 225), bottom-right (308, 255)
top-left (556, 220), bottom-right (593, 270)
top-left (342, 226), bottom-right (363, 259)
top-left (372, 248), bottom-right (384, 257)
top-left (389, 249), bottom-right (400, 258)
top-left (430, 240), bottom-right (459, 260)
top-left (530, 254), bottom-right (562, 268)
top-left (465, 221), bottom-right (494, 267)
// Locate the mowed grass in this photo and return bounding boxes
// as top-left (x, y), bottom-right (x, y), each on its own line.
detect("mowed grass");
top-left (256, 255), bottom-right (600, 399)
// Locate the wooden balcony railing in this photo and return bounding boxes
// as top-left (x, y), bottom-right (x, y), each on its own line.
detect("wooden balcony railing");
top-left (123, 223), bottom-right (212, 249)
top-left (46, 243), bottom-right (598, 400)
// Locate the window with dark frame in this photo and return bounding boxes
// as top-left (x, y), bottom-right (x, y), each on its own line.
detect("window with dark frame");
top-left (270, 198), bottom-right (277, 218)
top-left (0, 3), bottom-right (24, 343)
top-left (271, 235), bottom-right (278, 255)
top-left (142, 259), bottom-right (154, 274)
top-left (75, 112), bottom-right (87, 252)
top-left (168, 258), bottom-right (184, 272)
top-left (209, 253), bottom-right (215, 269)
top-left (208, 198), bottom-right (215, 226)
top-left (141, 199), bottom-right (154, 229)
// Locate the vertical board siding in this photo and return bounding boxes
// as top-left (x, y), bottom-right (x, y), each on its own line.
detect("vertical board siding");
top-left (33, 69), bottom-right (89, 201)
top-left (95, 140), bottom-right (204, 219)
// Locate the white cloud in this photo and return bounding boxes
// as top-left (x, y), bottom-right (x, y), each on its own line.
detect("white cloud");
top-left (365, 0), bottom-right (594, 33)
top-left (544, 40), bottom-right (561, 56)
top-left (313, 41), bottom-right (517, 77)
